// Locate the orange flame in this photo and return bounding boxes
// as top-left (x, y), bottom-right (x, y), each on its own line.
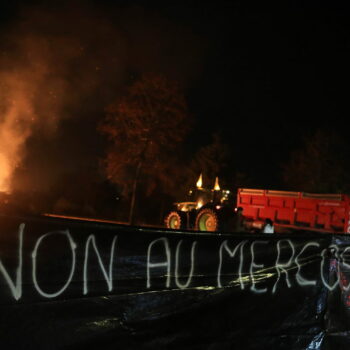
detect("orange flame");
top-left (196, 173), bottom-right (203, 188)
top-left (0, 153), bottom-right (11, 192)
top-left (196, 199), bottom-right (203, 209)
top-left (214, 176), bottom-right (220, 191)
top-left (0, 77), bottom-right (37, 192)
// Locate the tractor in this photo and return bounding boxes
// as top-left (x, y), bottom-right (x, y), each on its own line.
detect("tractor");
top-left (164, 175), bottom-right (236, 232)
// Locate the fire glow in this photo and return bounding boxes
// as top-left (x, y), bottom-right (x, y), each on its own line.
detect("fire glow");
top-left (0, 31), bottom-right (68, 193)
top-left (0, 78), bottom-right (37, 192)
top-left (0, 154), bottom-right (11, 192)
top-left (214, 176), bottom-right (220, 191)
top-left (196, 173), bottom-right (203, 189)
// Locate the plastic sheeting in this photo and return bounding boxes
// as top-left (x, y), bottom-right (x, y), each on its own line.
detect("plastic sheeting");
top-left (1, 214), bottom-right (350, 349)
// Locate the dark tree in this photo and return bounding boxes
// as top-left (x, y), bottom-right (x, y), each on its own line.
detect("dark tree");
top-left (99, 73), bottom-right (191, 224)
top-left (191, 133), bottom-right (231, 186)
top-left (282, 129), bottom-right (350, 193)
top-left (176, 133), bottom-right (235, 198)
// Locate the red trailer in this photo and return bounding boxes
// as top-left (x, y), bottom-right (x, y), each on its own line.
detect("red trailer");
top-left (237, 188), bottom-right (350, 233)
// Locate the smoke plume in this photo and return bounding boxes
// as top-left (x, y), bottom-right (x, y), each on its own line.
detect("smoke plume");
top-left (0, 2), bottom-right (203, 197)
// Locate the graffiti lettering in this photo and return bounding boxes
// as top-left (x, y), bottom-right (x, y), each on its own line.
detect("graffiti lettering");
top-left (1, 223), bottom-right (350, 302)
top-left (0, 223), bottom-right (24, 300)
top-left (175, 240), bottom-right (197, 289)
top-left (147, 238), bottom-right (171, 288)
top-left (320, 245), bottom-right (339, 291)
top-left (83, 235), bottom-right (117, 295)
top-left (250, 241), bottom-right (268, 294)
top-left (217, 240), bottom-right (247, 288)
top-left (272, 239), bottom-right (295, 293)
top-left (32, 230), bottom-right (77, 298)
top-left (295, 242), bottom-right (319, 286)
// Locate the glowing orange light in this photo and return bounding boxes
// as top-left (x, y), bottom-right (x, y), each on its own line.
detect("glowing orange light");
top-left (0, 153), bottom-right (11, 192)
top-left (214, 176), bottom-right (220, 191)
top-left (196, 173), bottom-right (203, 188)
top-left (197, 199), bottom-right (204, 209)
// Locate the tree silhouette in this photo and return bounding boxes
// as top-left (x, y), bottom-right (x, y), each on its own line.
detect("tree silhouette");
top-left (283, 129), bottom-right (350, 193)
top-left (99, 73), bottom-right (191, 224)
top-left (175, 133), bottom-right (236, 199)
top-left (190, 133), bottom-right (230, 186)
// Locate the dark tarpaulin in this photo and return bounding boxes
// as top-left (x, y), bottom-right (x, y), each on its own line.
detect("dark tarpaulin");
top-left (1, 214), bottom-right (350, 349)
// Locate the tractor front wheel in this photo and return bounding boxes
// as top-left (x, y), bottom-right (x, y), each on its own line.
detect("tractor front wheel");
top-left (165, 211), bottom-right (187, 230)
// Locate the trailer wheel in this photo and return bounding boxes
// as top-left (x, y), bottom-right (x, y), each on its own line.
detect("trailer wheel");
top-left (195, 208), bottom-right (219, 232)
top-left (165, 211), bottom-right (187, 230)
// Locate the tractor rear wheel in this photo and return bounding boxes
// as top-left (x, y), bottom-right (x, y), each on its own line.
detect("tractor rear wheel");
top-left (165, 211), bottom-right (187, 230)
top-left (195, 208), bottom-right (219, 232)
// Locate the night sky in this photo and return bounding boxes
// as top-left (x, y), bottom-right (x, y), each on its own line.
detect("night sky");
top-left (0, 0), bottom-right (349, 195)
